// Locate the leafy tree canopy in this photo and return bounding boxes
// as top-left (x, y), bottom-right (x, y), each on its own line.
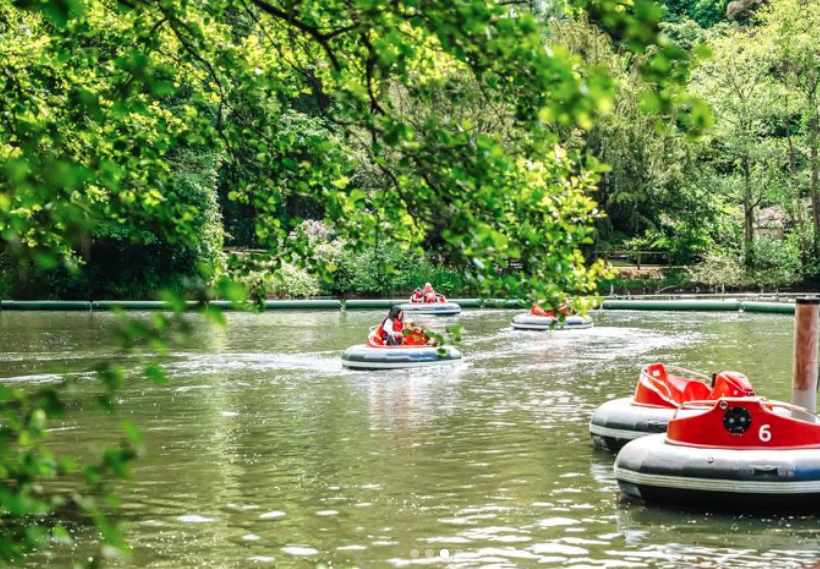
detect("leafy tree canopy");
top-left (0, 0), bottom-right (705, 564)
top-left (1, 0), bottom-right (706, 306)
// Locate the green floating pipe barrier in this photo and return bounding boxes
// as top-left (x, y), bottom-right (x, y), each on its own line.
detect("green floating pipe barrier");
top-left (263, 299), bottom-right (342, 310)
top-left (740, 301), bottom-right (795, 314)
top-left (481, 299), bottom-right (528, 309)
top-left (601, 299), bottom-right (798, 314)
top-left (344, 299), bottom-right (408, 309)
top-left (602, 299), bottom-right (742, 311)
top-left (208, 300), bottom-right (246, 310)
top-left (1, 300), bottom-right (91, 310)
top-left (449, 298), bottom-right (481, 308)
top-left (91, 300), bottom-right (190, 310)
top-left (0, 297), bottom-right (799, 314)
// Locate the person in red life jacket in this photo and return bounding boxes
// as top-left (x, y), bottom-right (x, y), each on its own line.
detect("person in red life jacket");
top-left (374, 306), bottom-right (405, 346)
top-left (410, 287), bottom-right (424, 303)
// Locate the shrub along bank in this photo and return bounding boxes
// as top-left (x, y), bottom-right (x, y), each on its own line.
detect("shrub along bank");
top-left (228, 248), bottom-right (474, 301)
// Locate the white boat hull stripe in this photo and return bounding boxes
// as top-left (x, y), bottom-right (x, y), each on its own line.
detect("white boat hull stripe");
top-left (588, 423), bottom-right (648, 441)
top-left (615, 466), bottom-right (820, 494)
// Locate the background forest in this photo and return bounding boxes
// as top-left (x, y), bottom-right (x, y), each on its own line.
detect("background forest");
top-left (2, 0), bottom-right (817, 301)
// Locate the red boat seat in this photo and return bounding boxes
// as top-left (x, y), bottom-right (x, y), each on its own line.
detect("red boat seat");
top-left (680, 380), bottom-right (711, 402)
top-left (634, 364), bottom-right (756, 410)
top-left (636, 363), bottom-right (710, 407)
top-left (708, 371), bottom-right (755, 399)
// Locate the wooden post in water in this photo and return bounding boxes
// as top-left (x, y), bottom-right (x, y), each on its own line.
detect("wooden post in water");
top-left (792, 297), bottom-right (820, 415)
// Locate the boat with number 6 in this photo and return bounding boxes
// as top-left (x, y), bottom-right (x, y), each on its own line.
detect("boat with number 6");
top-left (614, 396), bottom-right (820, 511)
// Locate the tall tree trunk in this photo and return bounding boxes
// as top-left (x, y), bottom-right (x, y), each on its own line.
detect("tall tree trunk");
top-left (788, 125), bottom-right (811, 263)
top-left (809, 88), bottom-right (820, 257)
top-left (743, 157), bottom-right (755, 267)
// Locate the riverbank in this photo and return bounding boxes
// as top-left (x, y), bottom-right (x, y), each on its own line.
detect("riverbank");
top-left (602, 262), bottom-right (820, 296)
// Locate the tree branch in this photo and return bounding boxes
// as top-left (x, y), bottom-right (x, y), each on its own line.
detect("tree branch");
top-left (249, 0), bottom-right (345, 71)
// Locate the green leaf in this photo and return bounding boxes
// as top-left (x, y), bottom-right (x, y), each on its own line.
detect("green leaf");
top-left (143, 363), bottom-right (167, 385)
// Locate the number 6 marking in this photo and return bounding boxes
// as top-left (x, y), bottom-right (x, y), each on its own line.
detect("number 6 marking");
top-left (759, 424), bottom-right (771, 442)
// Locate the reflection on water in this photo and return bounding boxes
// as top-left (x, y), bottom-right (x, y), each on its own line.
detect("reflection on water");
top-left (2, 309), bottom-right (819, 568)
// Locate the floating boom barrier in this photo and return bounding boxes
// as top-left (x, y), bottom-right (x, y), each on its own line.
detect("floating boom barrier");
top-left (0, 298), bottom-right (800, 313)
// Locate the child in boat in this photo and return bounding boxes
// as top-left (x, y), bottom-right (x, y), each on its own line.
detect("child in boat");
top-left (422, 282), bottom-right (447, 303)
top-left (376, 306), bottom-right (405, 345)
top-left (423, 283), bottom-right (436, 302)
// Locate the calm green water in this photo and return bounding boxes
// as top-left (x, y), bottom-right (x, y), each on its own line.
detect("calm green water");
top-left (2, 309), bottom-right (820, 568)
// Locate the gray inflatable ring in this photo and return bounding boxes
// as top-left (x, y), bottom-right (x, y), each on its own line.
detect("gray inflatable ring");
top-left (615, 432), bottom-right (820, 511)
top-left (399, 302), bottom-right (461, 316)
top-left (511, 313), bottom-right (593, 330)
top-left (589, 397), bottom-right (676, 452)
top-left (589, 398), bottom-right (706, 452)
top-left (341, 344), bottom-right (462, 369)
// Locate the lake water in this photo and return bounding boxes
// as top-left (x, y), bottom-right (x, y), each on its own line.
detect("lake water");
top-left (2, 308), bottom-right (819, 568)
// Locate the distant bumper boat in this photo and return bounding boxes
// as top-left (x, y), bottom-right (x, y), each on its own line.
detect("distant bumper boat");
top-left (399, 301), bottom-right (461, 316)
top-left (589, 364), bottom-right (755, 452)
top-left (511, 313), bottom-right (593, 330)
top-left (615, 397), bottom-right (820, 511)
top-left (341, 327), bottom-right (462, 370)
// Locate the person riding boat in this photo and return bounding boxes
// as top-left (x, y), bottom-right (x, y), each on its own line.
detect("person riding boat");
top-left (531, 303), bottom-right (568, 317)
top-left (410, 287), bottom-right (424, 303)
top-left (423, 283), bottom-right (437, 303)
top-left (421, 282), bottom-right (447, 303)
top-left (374, 306), bottom-right (405, 346)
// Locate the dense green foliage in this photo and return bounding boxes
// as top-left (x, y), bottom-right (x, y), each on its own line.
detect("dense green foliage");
top-left (1, 0), bottom-right (708, 306)
top-left (227, 220), bottom-right (472, 298)
top-left (0, 0), bottom-right (701, 565)
top-left (569, 0), bottom-right (820, 292)
top-left (657, 0), bottom-right (727, 27)
top-left (231, 248), bottom-right (471, 299)
top-left (682, 0), bottom-right (820, 286)
top-left (656, 0), bottom-right (765, 27)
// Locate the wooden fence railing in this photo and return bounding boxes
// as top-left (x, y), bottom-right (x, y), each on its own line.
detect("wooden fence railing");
top-left (593, 250), bottom-right (671, 270)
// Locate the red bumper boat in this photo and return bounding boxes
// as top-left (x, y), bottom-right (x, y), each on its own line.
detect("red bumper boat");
top-left (341, 327), bottom-right (462, 370)
top-left (589, 363), bottom-right (755, 451)
top-left (615, 396), bottom-right (820, 510)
